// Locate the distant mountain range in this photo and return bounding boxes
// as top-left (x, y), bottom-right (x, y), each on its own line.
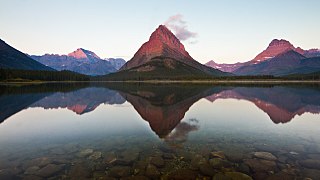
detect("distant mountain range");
top-left (31, 48), bottom-right (126, 76)
top-left (206, 39), bottom-right (320, 76)
top-left (0, 39), bottom-right (54, 71)
top-left (1, 27), bottom-right (320, 78)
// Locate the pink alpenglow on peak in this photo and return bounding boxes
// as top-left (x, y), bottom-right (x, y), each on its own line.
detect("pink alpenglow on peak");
top-left (119, 25), bottom-right (228, 76)
top-left (252, 39), bottom-right (304, 62)
top-left (67, 48), bottom-right (101, 60)
top-left (120, 25), bottom-right (194, 71)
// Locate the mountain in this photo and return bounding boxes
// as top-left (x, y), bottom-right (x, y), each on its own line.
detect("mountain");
top-left (0, 39), bottom-right (54, 71)
top-left (234, 50), bottom-right (308, 76)
top-left (251, 39), bottom-right (304, 63)
top-left (304, 49), bottom-right (320, 58)
top-left (205, 39), bottom-right (320, 75)
top-left (205, 60), bottom-right (245, 72)
top-left (67, 48), bottom-right (101, 62)
top-left (115, 25), bottom-right (229, 79)
top-left (31, 49), bottom-right (126, 76)
top-left (106, 58), bottom-right (126, 70)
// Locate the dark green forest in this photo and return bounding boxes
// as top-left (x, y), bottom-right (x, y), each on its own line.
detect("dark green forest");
top-left (1, 68), bottom-right (320, 82)
top-left (0, 69), bottom-right (90, 81)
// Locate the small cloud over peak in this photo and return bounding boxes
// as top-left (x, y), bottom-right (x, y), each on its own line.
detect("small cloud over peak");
top-left (164, 14), bottom-right (197, 42)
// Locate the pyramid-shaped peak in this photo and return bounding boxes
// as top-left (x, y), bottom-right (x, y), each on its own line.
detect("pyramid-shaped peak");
top-left (151, 25), bottom-right (174, 38)
top-left (119, 24), bottom-right (194, 71)
top-left (149, 25), bottom-right (184, 49)
top-left (68, 48), bottom-right (100, 59)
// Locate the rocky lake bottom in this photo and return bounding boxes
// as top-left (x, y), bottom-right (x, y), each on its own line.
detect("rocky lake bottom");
top-left (1, 130), bottom-right (320, 180)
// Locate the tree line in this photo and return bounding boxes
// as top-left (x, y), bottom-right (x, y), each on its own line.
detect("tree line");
top-left (0, 69), bottom-right (90, 81)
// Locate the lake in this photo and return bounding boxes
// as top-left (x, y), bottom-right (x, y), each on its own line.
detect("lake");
top-left (0, 83), bottom-right (320, 179)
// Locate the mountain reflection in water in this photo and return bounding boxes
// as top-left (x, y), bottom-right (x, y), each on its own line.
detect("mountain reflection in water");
top-left (1, 83), bottom-right (320, 179)
top-left (1, 84), bottom-right (320, 137)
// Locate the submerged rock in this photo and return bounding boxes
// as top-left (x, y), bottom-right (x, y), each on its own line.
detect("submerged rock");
top-left (145, 164), bottom-right (160, 178)
top-left (24, 157), bottom-right (52, 169)
top-left (166, 169), bottom-right (198, 180)
top-left (121, 176), bottom-right (149, 180)
top-left (104, 152), bottom-right (117, 164)
top-left (108, 166), bottom-right (131, 178)
top-left (211, 151), bottom-right (226, 159)
top-left (265, 171), bottom-right (295, 180)
top-left (226, 152), bottom-right (245, 163)
top-left (22, 175), bottom-right (44, 180)
top-left (34, 164), bottom-right (65, 177)
top-left (238, 163), bottom-right (251, 174)
top-left (199, 163), bottom-right (215, 176)
top-left (302, 168), bottom-right (320, 179)
top-left (209, 158), bottom-right (231, 169)
top-left (78, 148), bottom-right (94, 157)
top-left (0, 170), bottom-right (20, 180)
top-left (244, 159), bottom-right (277, 172)
top-left (24, 166), bottom-right (40, 175)
top-left (89, 151), bottom-right (102, 160)
top-left (132, 161), bottom-right (148, 176)
top-left (68, 163), bottom-right (91, 178)
top-left (225, 172), bottom-right (253, 180)
top-left (253, 152), bottom-right (277, 161)
top-left (300, 159), bottom-right (320, 169)
top-left (163, 153), bottom-right (175, 159)
top-left (112, 150), bottom-right (140, 165)
top-left (151, 156), bottom-right (165, 167)
top-left (190, 154), bottom-right (207, 170)
top-left (212, 173), bottom-right (232, 180)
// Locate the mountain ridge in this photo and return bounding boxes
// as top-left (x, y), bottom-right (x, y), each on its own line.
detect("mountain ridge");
top-left (205, 39), bottom-right (320, 75)
top-left (31, 49), bottom-right (126, 76)
top-left (0, 39), bottom-right (54, 71)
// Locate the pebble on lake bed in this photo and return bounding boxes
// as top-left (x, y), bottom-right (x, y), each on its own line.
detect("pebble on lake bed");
top-left (253, 152), bottom-right (277, 161)
top-left (78, 148), bottom-right (94, 157)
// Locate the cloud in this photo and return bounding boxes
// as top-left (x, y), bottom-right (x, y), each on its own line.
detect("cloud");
top-left (164, 14), bottom-right (197, 42)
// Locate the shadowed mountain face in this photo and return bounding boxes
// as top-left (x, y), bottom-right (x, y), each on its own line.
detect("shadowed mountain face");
top-left (206, 86), bottom-right (320, 123)
top-left (0, 39), bottom-right (54, 71)
top-left (234, 50), bottom-right (308, 76)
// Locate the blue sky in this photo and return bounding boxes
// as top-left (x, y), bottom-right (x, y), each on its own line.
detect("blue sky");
top-left (0, 0), bottom-right (319, 63)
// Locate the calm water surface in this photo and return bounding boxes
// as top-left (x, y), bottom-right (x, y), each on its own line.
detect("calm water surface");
top-left (0, 83), bottom-right (320, 179)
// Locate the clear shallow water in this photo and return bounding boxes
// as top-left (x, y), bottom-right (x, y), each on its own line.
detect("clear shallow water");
top-left (0, 83), bottom-right (320, 179)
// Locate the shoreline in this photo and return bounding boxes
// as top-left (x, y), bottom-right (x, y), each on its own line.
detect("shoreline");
top-left (1, 80), bottom-right (320, 84)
